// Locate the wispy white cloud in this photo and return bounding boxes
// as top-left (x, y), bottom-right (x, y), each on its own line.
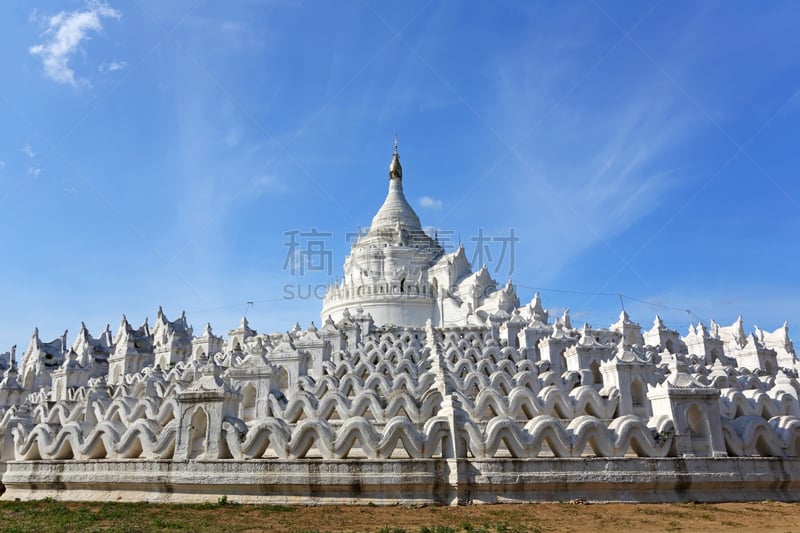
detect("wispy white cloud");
top-left (98, 60), bottom-right (126, 73)
top-left (249, 174), bottom-right (287, 195)
top-left (0, 161), bottom-right (6, 171)
top-left (473, 57), bottom-right (699, 284)
top-left (21, 144), bottom-right (36, 158)
top-left (419, 196), bottom-right (443, 209)
top-left (27, 166), bottom-right (43, 178)
top-left (513, 134), bottom-right (688, 282)
top-left (29, 2), bottom-right (121, 86)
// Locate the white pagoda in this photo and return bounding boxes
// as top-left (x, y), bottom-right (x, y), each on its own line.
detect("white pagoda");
top-left (322, 140), bottom-right (518, 328)
top-left (0, 142), bottom-right (798, 505)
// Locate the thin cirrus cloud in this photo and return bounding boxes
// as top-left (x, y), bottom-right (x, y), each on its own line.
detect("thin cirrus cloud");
top-left (21, 144), bottom-right (36, 158)
top-left (419, 196), bottom-right (443, 209)
top-left (29, 2), bottom-right (121, 86)
top-left (98, 60), bottom-right (127, 73)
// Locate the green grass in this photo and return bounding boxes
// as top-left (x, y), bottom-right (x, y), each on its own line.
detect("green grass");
top-left (0, 499), bottom-right (244, 532)
top-left (0, 500), bottom-right (535, 533)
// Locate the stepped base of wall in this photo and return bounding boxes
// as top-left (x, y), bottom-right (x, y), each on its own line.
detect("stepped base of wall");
top-left (2, 457), bottom-right (799, 505)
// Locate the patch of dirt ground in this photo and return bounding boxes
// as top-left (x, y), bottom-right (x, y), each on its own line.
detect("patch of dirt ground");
top-left (255, 501), bottom-right (800, 532)
top-left (0, 499), bottom-right (800, 533)
top-left (2, 500), bottom-right (800, 532)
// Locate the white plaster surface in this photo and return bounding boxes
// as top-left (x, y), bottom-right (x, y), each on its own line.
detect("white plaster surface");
top-left (0, 148), bottom-right (798, 504)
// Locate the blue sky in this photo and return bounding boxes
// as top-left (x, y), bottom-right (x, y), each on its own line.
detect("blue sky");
top-left (1, 0), bottom-right (799, 350)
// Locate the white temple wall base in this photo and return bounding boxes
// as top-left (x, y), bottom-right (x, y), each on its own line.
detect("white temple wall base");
top-left (2, 457), bottom-right (800, 505)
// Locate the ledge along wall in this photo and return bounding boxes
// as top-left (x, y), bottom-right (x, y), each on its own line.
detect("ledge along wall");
top-left (2, 457), bottom-right (800, 504)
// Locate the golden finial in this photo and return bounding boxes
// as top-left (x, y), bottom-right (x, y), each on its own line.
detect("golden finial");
top-left (389, 132), bottom-right (402, 180)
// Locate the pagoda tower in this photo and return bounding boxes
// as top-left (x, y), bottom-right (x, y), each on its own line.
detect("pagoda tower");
top-left (321, 139), bottom-right (444, 328)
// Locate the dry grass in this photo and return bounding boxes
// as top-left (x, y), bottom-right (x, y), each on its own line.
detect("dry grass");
top-left (0, 499), bottom-right (799, 532)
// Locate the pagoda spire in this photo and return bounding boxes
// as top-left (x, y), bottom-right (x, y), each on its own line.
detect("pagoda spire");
top-left (389, 133), bottom-right (402, 181)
